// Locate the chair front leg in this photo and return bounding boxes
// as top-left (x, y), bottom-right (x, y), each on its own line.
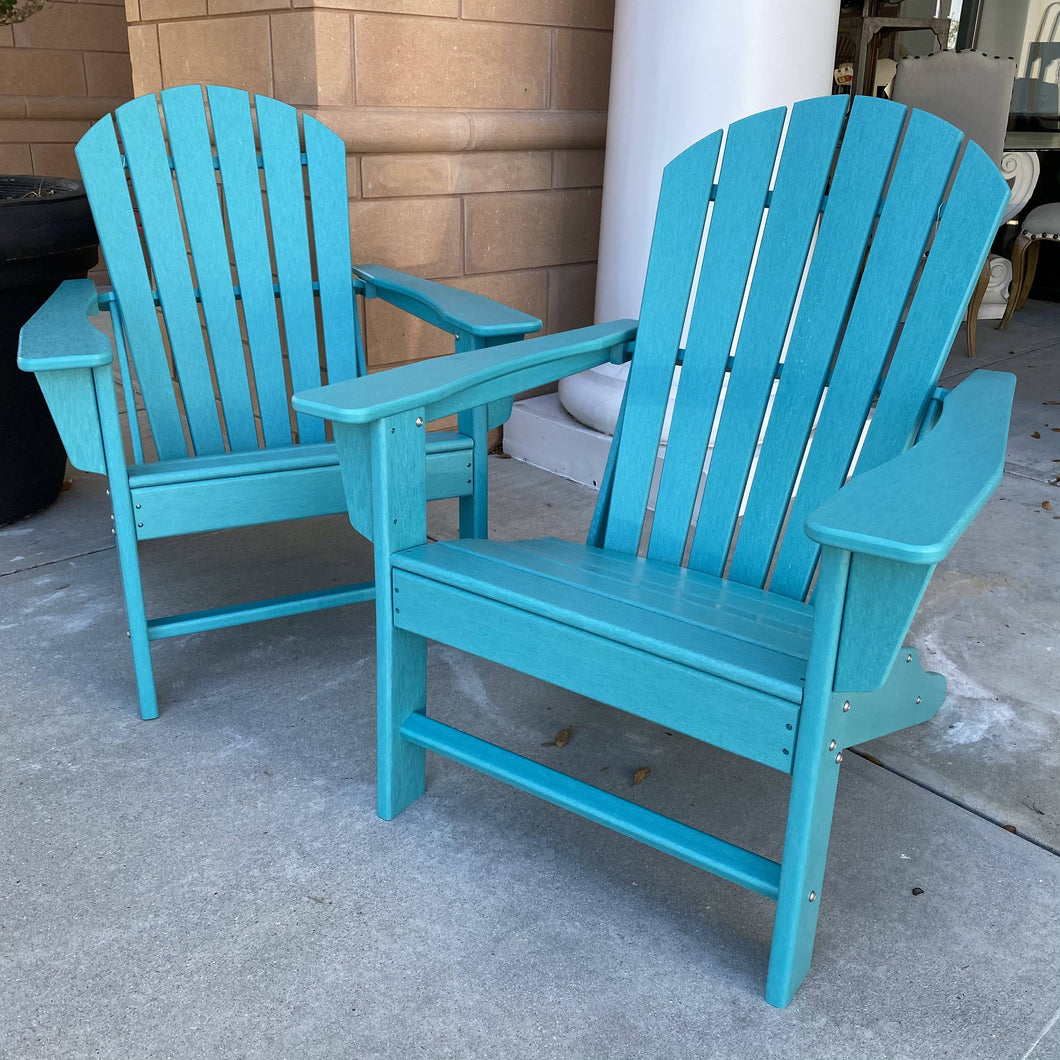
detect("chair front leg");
top-left (765, 548), bottom-right (851, 1007)
top-left (368, 410), bottom-right (431, 819)
top-left (457, 404), bottom-right (490, 540)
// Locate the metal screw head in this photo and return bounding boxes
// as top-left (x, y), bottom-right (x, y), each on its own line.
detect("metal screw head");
top-left (915, 696), bottom-right (922, 705)
top-left (835, 752), bottom-right (843, 763)
top-left (415, 416), bottom-right (424, 427)
top-left (906, 653), bottom-right (913, 663)
top-left (842, 700), bottom-right (851, 712)
top-left (828, 740), bottom-right (836, 751)
top-left (135, 504), bottom-right (141, 510)
top-left (808, 891), bottom-right (817, 903)
top-left (137, 522), bottom-right (143, 528)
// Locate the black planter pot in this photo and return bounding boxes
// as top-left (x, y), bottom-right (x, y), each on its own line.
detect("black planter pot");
top-left (1, 175), bottom-right (99, 526)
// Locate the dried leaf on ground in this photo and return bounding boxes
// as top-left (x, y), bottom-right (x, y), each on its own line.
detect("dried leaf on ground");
top-left (1044, 501), bottom-right (1053, 511)
top-left (542, 726), bottom-right (572, 749)
top-left (1032, 431), bottom-right (1041, 438)
top-left (632, 766), bottom-right (651, 786)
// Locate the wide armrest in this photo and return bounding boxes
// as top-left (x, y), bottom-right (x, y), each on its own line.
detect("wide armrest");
top-left (17, 278), bottom-right (113, 372)
top-left (806, 370), bottom-right (1015, 565)
top-left (293, 320), bottom-right (637, 426)
top-left (355, 264), bottom-right (542, 339)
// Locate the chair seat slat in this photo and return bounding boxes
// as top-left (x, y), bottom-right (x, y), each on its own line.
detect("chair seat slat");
top-left (394, 539), bottom-right (810, 701)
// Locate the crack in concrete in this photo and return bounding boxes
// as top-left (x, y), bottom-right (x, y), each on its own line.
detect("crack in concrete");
top-left (0, 544), bottom-right (116, 580)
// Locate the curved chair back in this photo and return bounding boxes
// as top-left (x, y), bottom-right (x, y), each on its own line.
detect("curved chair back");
top-left (76, 85), bottom-right (362, 463)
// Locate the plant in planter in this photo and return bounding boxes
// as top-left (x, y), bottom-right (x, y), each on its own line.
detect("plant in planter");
top-left (1, 0), bottom-right (100, 524)
top-left (0, 0), bottom-right (46, 24)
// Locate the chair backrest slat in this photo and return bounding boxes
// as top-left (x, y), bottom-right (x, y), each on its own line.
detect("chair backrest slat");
top-left (76, 115), bottom-right (188, 460)
top-left (256, 95), bottom-right (325, 445)
top-left (304, 114), bottom-right (361, 382)
top-left (116, 95), bottom-right (227, 456)
top-left (768, 106), bottom-right (963, 598)
top-left (727, 96), bottom-right (906, 589)
top-left (594, 95), bottom-right (1010, 604)
top-left (206, 85), bottom-right (293, 450)
top-left (161, 85), bottom-right (259, 452)
top-left (601, 131), bottom-right (722, 555)
top-left (645, 107), bottom-right (788, 567)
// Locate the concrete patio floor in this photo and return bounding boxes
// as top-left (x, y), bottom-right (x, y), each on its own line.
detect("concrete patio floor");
top-left (1, 306), bottom-right (1058, 1059)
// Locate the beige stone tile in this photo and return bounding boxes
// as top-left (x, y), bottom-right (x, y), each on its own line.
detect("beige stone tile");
top-left (450, 267), bottom-right (548, 324)
top-left (210, 0), bottom-right (289, 13)
top-left (30, 142), bottom-right (81, 178)
top-left (355, 14), bottom-right (549, 109)
top-left (140, 0), bottom-right (206, 16)
top-left (272, 10), bottom-right (352, 106)
top-left (0, 119), bottom-right (92, 143)
top-left (461, 0), bottom-right (612, 29)
top-left (345, 155), bottom-right (361, 197)
top-left (0, 50), bottom-right (86, 96)
top-left (297, 0), bottom-right (457, 13)
top-left (552, 147), bottom-right (603, 188)
top-left (84, 50), bottom-right (135, 97)
top-left (0, 24), bottom-right (14, 46)
top-left (465, 187), bottom-right (600, 273)
top-left (364, 296), bottom-right (454, 367)
top-left (551, 27), bottom-right (611, 111)
top-left (361, 150), bottom-right (551, 197)
top-left (127, 23), bottom-right (162, 95)
top-left (547, 261), bottom-right (596, 332)
top-left (349, 195), bottom-right (461, 278)
top-left (124, 0), bottom-right (140, 23)
top-left (13, 2), bottom-right (131, 51)
top-left (158, 16), bottom-right (272, 94)
top-left (0, 144), bottom-right (32, 171)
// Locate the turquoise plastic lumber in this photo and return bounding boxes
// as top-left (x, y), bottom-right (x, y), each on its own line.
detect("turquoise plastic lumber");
top-left (293, 320), bottom-right (637, 425)
top-left (304, 115), bottom-right (361, 383)
top-left (19, 86), bottom-right (538, 718)
top-left (390, 569), bottom-right (799, 773)
top-left (834, 556), bottom-right (936, 692)
top-left (765, 548), bottom-right (850, 1007)
top-left (836, 646), bottom-right (947, 745)
top-left (393, 539), bottom-right (813, 697)
top-left (116, 93), bottom-right (227, 456)
top-left (805, 371), bottom-right (1015, 565)
top-left (727, 96), bottom-right (905, 589)
top-left (312, 97), bottom-right (1019, 1007)
top-left (256, 94), bottom-right (326, 445)
top-left (371, 411), bottom-right (431, 820)
top-left (16, 279), bottom-right (112, 371)
top-left (354, 264), bottom-right (542, 339)
top-left (161, 85), bottom-right (259, 452)
top-left (146, 582), bottom-right (374, 640)
top-left (208, 85), bottom-right (293, 449)
top-left (76, 109), bottom-right (188, 459)
top-left (771, 115), bottom-right (1008, 600)
top-left (658, 99), bottom-right (843, 572)
top-left (402, 712), bottom-right (782, 898)
top-left (602, 129), bottom-right (726, 555)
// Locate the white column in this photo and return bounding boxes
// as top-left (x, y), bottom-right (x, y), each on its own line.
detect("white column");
top-left (558, 0), bottom-right (843, 437)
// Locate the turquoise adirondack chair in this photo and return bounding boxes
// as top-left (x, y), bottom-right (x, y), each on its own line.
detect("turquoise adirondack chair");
top-left (17, 85), bottom-right (540, 721)
top-left (292, 95), bottom-right (1014, 1005)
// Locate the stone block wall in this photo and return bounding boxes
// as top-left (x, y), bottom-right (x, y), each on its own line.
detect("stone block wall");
top-left (0, 0), bottom-right (133, 177)
top-left (123, 0), bottom-right (613, 370)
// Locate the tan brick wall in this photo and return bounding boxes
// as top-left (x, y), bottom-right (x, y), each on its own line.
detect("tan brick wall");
top-left (0, 0), bottom-right (134, 177)
top-left (125, 0), bottom-right (613, 373)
